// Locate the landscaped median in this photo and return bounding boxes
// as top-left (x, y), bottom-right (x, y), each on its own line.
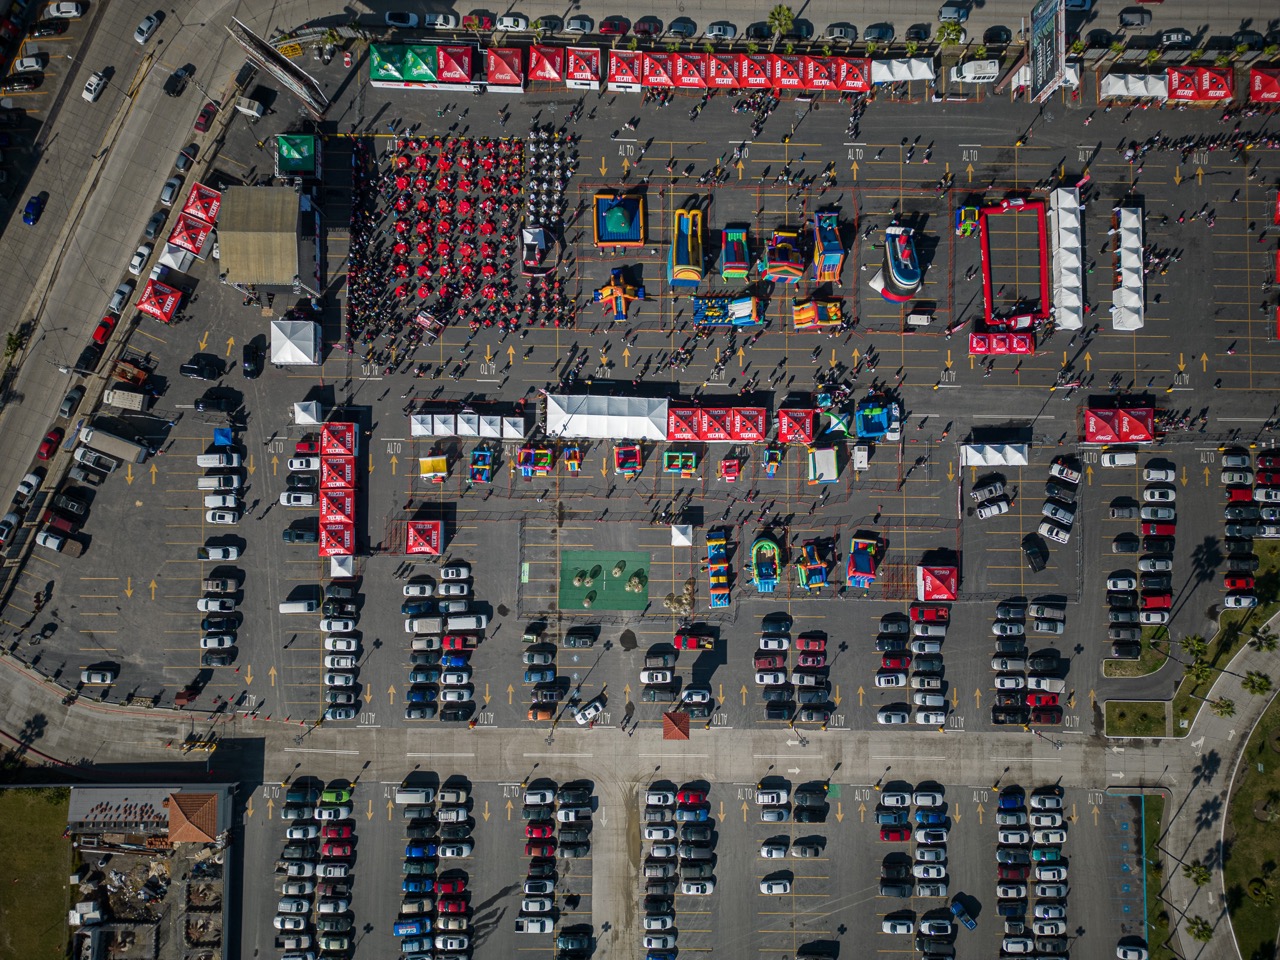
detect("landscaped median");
top-left (1141, 793), bottom-right (1177, 960)
top-left (0, 787), bottom-right (73, 959)
top-left (1105, 700), bottom-right (1170, 738)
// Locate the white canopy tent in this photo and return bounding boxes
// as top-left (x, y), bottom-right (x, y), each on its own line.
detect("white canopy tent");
top-left (544, 394), bottom-right (669, 441)
top-left (871, 58), bottom-right (936, 83)
top-left (1014, 61), bottom-right (1080, 90)
top-left (959, 443), bottom-right (1030, 467)
top-left (1099, 72), bottom-right (1168, 101)
top-left (457, 413), bottom-right (480, 437)
top-left (270, 318), bottom-right (321, 365)
top-left (293, 401), bottom-right (323, 425)
top-left (1112, 208), bottom-right (1145, 331)
top-left (1050, 187), bottom-right (1086, 331)
top-left (671, 524), bottom-right (693, 547)
top-left (409, 412), bottom-right (528, 439)
top-left (329, 554), bottom-right (355, 577)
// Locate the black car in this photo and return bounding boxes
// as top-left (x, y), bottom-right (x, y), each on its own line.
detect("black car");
top-left (794, 790), bottom-right (826, 808)
top-left (764, 702), bottom-right (793, 721)
top-left (28, 19), bottom-right (68, 36)
top-left (287, 473), bottom-right (319, 491)
top-left (904, 23), bottom-right (929, 42)
top-left (762, 686), bottom-right (792, 703)
top-left (645, 879), bottom-right (676, 897)
top-left (144, 209), bottom-right (167, 240)
top-left (983, 25), bottom-right (1012, 44)
top-left (0, 109), bottom-right (24, 127)
top-left (201, 616), bottom-right (234, 632)
top-left (202, 651), bottom-right (234, 666)
top-left (283, 527), bottom-right (319, 544)
top-left (439, 823), bottom-right (470, 840)
top-left (992, 706), bottom-right (1031, 725)
top-left (1229, 554), bottom-right (1260, 572)
top-left (876, 635), bottom-right (909, 653)
top-left (164, 65), bottom-right (191, 97)
top-left (1, 74), bottom-right (40, 93)
top-left (1027, 653), bottom-right (1058, 672)
top-left (242, 341), bottom-right (263, 378)
top-left (322, 598), bottom-right (355, 616)
top-left (562, 628), bottom-right (596, 648)
top-left (180, 356), bottom-right (220, 380)
top-left (1022, 535), bottom-right (1049, 573)
top-left (881, 860), bottom-right (911, 881)
top-left (1143, 536), bottom-right (1175, 555)
top-left (557, 785), bottom-right (592, 805)
top-left (680, 823), bottom-right (713, 842)
top-left (405, 823), bottom-right (437, 840)
top-left (1044, 480), bottom-right (1077, 504)
top-left (405, 704), bottom-right (437, 720)
top-left (195, 393), bottom-right (234, 412)
top-left (558, 842), bottom-right (590, 859)
top-left (1111, 643), bottom-right (1141, 660)
top-left (527, 859), bottom-right (555, 878)
top-left (681, 703), bottom-right (713, 719)
top-left (794, 807), bottom-right (824, 823)
top-left (560, 825), bottom-right (590, 843)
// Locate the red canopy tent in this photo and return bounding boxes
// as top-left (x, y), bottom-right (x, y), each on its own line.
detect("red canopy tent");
top-left (1250, 66), bottom-right (1280, 102)
top-left (437, 45), bottom-right (474, 85)
top-left (1195, 66), bottom-right (1234, 100)
top-left (486, 47), bottom-right (523, 88)
top-left (181, 182), bottom-right (222, 223)
top-left (735, 53), bottom-right (771, 89)
top-left (319, 522), bottom-right (355, 558)
top-left (529, 45), bottom-right (564, 82)
top-left (607, 50), bottom-right (643, 91)
top-left (322, 422), bottom-right (357, 456)
top-left (968, 332), bottom-right (1035, 355)
top-left (320, 457), bottom-right (356, 490)
top-left (771, 54), bottom-right (804, 90)
top-left (776, 408), bottom-right (815, 444)
top-left (730, 407), bottom-right (767, 442)
top-left (1166, 66), bottom-right (1199, 100)
top-left (642, 51), bottom-right (674, 87)
top-left (320, 489), bottom-right (355, 524)
top-left (916, 565), bottom-right (958, 602)
top-left (136, 280), bottom-right (182, 323)
top-left (666, 406), bottom-right (700, 441)
top-left (565, 46), bottom-right (601, 88)
top-left (406, 519), bottom-right (444, 556)
top-left (835, 57), bottom-right (871, 92)
top-left (706, 53), bottom-right (738, 89)
top-left (803, 56), bottom-right (836, 92)
top-left (1083, 406), bottom-right (1156, 445)
top-left (672, 52), bottom-right (707, 89)
top-left (168, 213), bottom-right (213, 255)
top-left (696, 407), bottom-right (732, 442)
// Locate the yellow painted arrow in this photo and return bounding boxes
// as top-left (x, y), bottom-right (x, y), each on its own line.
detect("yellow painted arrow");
top-left (484, 683), bottom-right (491, 705)
top-left (1201, 352), bottom-right (1209, 372)
top-left (245, 665), bottom-right (254, 685)
top-left (966, 162), bottom-right (974, 183)
top-left (1089, 689), bottom-right (1096, 708)
top-left (947, 462), bottom-right (955, 482)
top-left (829, 348), bottom-right (837, 368)
top-left (199, 331), bottom-right (209, 350)
top-left (622, 157), bottom-right (631, 174)
top-left (482, 801), bottom-right (491, 822)
top-left (969, 355), bottom-right (975, 370)
top-left (944, 349), bottom-right (952, 370)
top-left (1071, 803), bottom-right (1077, 823)
top-left (124, 577), bottom-right (133, 599)
top-left (740, 684), bottom-right (748, 706)
top-left (271, 456), bottom-right (279, 475)
top-left (390, 455), bottom-right (399, 475)
top-left (507, 345), bottom-right (516, 365)
top-left (125, 464), bottom-right (134, 485)
top-left (835, 802), bottom-right (844, 822)
top-left (269, 666), bottom-right (277, 687)
top-left (388, 684), bottom-right (396, 704)
top-left (1196, 166), bottom-right (1204, 186)
top-left (1092, 805), bottom-right (1100, 826)
top-left (267, 798), bottom-right (274, 818)
top-left (600, 456), bottom-right (608, 478)
top-left (857, 686), bottom-right (864, 706)
top-left (599, 156), bottom-right (607, 176)
top-left (850, 160), bottom-right (859, 179)
top-left (1083, 352), bottom-right (1092, 372)
top-left (1086, 466), bottom-right (1094, 485)
top-left (718, 683), bottom-right (724, 703)
top-left (225, 336), bottom-right (236, 357)
top-left (247, 798), bottom-right (255, 818)
top-left (976, 803), bottom-right (984, 824)
top-left (149, 579), bottom-right (157, 600)
top-left (1204, 466), bottom-right (1212, 486)
top-left (623, 347), bottom-right (631, 368)
top-left (971, 466), bottom-right (978, 481)
top-left (741, 801), bottom-right (749, 822)
top-left (506, 799), bottom-right (513, 821)
top-left (719, 801), bottom-right (726, 820)
top-left (736, 159), bottom-right (744, 180)
top-left (953, 809), bottom-right (961, 823)
top-left (1178, 353), bottom-right (1186, 373)
top-left (366, 799), bottom-right (374, 820)
top-left (387, 799), bottom-right (394, 821)
top-left (624, 684), bottom-right (632, 702)
top-left (951, 687), bottom-right (959, 708)
top-left (858, 802), bottom-right (866, 823)
top-left (247, 455), bottom-right (255, 475)
top-left (149, 463), bottom-right (157, 484)
top-left (738, 347), bottom-right (745, 364)
top-left (974, 688), bottom-right (982, 707)
top-left (507, 684), bottom-right (515, 705)
top-left (714, 347), bottom-right (721, 364)
top-left (363, 686), bottom-right (373, 704)
top-left (1173, 167), bottom-right (1183, 186)
top-left (1181, 467), bottom-right (1188, 487)
top-left (852, 348), bottom-right (860, 365)
top-left (484, 344), bottom-right (493, 364)
top-left (832, 685), bottom-right (841, 707)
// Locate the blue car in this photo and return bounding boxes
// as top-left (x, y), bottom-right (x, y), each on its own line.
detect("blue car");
top-left (401, 600), bottom-right (434, 616)
top-left (998, 788), bottom-right (1025, 811)
top-left (402, 877), bottom-right (433, 894)
top-left (22, 195), bottom-right (43, 225)
top-left (440, 653), bottom-right (469, 668)
top-left (524, 667), bottom-right (555, 683)
top-left (406, 687), bottom-right (437, 704)
top-left (648, 953), bottom-right (677, 960)
top-left (405, 841), bottom-right (438, 859)
top-left (393, 920), bottom-right (426, 937)
top-left (914, 809), bottom-right (947, 825)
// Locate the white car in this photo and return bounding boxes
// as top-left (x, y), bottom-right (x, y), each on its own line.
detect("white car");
top-left (645, 790), bottom-right (675, 807)
top-left (976, 498), bottom-right (1010, 518)
top-left (756, 671), bottom-right (787, 686)
top-left (573, 696), bottom-right (605, 725)
top-left (281, 878), bottom-right (315, 893)
top-left (1107, 574), bottom-right (1137, 591)
top-left (45, 1), bottom-right (83, 17)
top-left (1145, 485), bottom-right (1178, 502)
top-left (199, 634), bottom-right (235, 649)
top-left (1037, 882), bottom-right (1069, 898)
top-left (320, 618), bottom-right (356, 633)
top-left (1117, 947), bottom-right (1149, 960)
top-left (705, 20), bottom-right (737, 39)
top-left (203, 493), bottom-right (237, 508)
top-left (497, 13), bottom-right (528, 30)
top-left (1037, 864), bottom-right (1068, 881)
top-left (127, 244), bottom-right (153, 276)
top-left (439, 582), bottom-right (470, 597)
top-left (1030, 793), bottom-right (1063, 810)
top-left (196, 597), bottom-right (235, 613)
top-left (441, 687), bottom-right (473, 702)
top-left (760, 841), bottom-right (788, 858)
top-left (205, 509), bottom-right (239, 524)
top-left (134, 14), bottom-right (159, 43)
top-left (640, 668), bottom-right (672, 685)
top-left (1041, 501), bottom-right (1075, 526)
top-left (919, 919), bottom-right (953, 936)
top-left (1141, 505), bottom-right (1176, 521)
top-left (280, 491), bottom-right (317, 506)
top-left (441, 564), bottom-right (471, 580)
top-left (998, 828), bottom-right (1030, 845)
top-left (760, 879), bottom-right (791, 894)
top-left (881, 792), bottom-right (911, 808)
top-left (564, 14), bottom-right (592, 33)
top-left (403, 582), bottom-right (433, 597)
top-left (1002, 935), bottom-right (1034, 953)
top-left (914, 845), bottom-right (946, 862)
top-left (912, 863), bottom-right (945, 879)
top-left (1038, 520), bottom-right (1071, 544)
top-left (913, 791), bottom-right (943, 807)
top-left (1143, 466), bottom-right (1175, 482)
top-left (877, 708), bottom-right (909, 725)
top-left (1222, 470), bottom-right (1254, 486)
top-left (642, 912), bottom-right (674, 930)
top-left (1033, 920), bottom-right (1066, 936)
top-left (273, 915), bottom-right (305, 931)
top-left (439, 842), bottom-right (473, 858)
top-left (325, 636), bottom-right (358, 652)
top-left (1034, 828), bottom-right (1068, 844)
top-left (759, 634), bottom-right (790, 650)
top-left (441, 669), bottom-right (472, 686)
top-left (1140, 610), bottom-right (1169, 625)
top-left (997, 882), bottom-right (1026, 899)
top-left (681, 687), bottom-right (712, 704)
top-left (288, 457), bottom-right (320, 471)
top-left (81, 72), bottom-right (105, 102)
top-left (875, 671), bottom-right (907, 688)
top-left (994, 674), bottom-right (1026, 690)
top-left (1030, 812), bottom-right (1063, 828)
top-left (200, 544), bottom-right (239, 560)
top-left (914, 710), bottom-right (946, 725)
top-left (644, 825), bottom-right (676, 841)
top-left (992, 621), bottom-right (1024, 636)
top-left (318, 898), bottom-right (350, 913)
top-left (1225, 594), bottom-right (1258, 608)
top-left (323, 672), bottom-right (355, 687)
top-left (756, 789), bottom-right (788, 805)
top-left (881, 917), bottom-right (913, 934)
top-left (325, 654), bottom-right (356, 670)
top-left (682, 880), bottom-right (714, 895)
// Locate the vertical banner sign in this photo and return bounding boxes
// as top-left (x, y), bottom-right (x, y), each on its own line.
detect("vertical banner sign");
top-left (1028, 0), bottom-right (1065, 104)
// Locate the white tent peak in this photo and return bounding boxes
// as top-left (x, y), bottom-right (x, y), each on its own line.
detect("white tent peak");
top-left (271, 318), bottom-right (320, 365)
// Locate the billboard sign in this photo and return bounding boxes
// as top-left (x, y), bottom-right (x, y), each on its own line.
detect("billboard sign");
top-left (1028, 0), bottom-right (1065, 104)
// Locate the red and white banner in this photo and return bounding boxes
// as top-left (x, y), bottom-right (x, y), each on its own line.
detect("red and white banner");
top-left (528, 45), bottom-right (564, 82)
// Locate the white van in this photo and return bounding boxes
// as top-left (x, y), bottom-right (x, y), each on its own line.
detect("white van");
top-left (395, 787), bottom-right (434, 805)
top-left (197, 475), bottom-right (242, 490)
top-left (446, 613), bottom-right (489, 632)
top-left (234, 96), bottom-right (265, 119)
top-left (1100, 450), bottom-right (1138, 467)
top-left (950, 60), bottom-right (1000, 84)
top-left (407, 617), bottom-right (447, 634)
top-left (197, 452), bottom-right (242, 468)
top-left (279, 599), bottom-right (320, 614)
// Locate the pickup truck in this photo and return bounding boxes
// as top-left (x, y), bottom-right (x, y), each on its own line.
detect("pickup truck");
top-left (950, 900), bottom-right (977, 930)
top-left (73, 447), bottom-right (119, 473)
top-left (514, 917), bottom-right (553, 933)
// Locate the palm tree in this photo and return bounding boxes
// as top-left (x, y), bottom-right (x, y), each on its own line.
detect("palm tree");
top-left (1187, 659), bottom-right (1214, 686)
top-left (1211, 698), bottom-right (1237, 718)
top-left (1251, 627), bottom-right (1277, 652)
top-left (1183, 861), bottom-right (1212, 886)
top-left (937, 22), bottom-right (964, 46)
top-left (766, 4), bottom-right (794, 49)
top-left (1183, 635), bottom-right (1208, 660)
top-left (1187, 915), bottom-right (1214, 942)
top-left (1244, 671), bottom-right (1273, 696)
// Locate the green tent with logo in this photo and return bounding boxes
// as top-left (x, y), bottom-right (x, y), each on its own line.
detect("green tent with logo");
top-left (276, 135), bottom-right (316, 175)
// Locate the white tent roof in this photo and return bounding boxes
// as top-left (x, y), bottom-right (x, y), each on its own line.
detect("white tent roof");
top-left (293, 400), bottom-right (323, 425)
top-left (329, 554), bottom-right (355, 577)
top-left (671, 524), bottom-right (693, 547)
top-left (1100, 72), bottom-right (1168, 101)
top-left (1015, 61), bottom-right (1080, 90)
top-left (479, 414), bottom-right (502, 438)
top-left (457, 412), bottom-right (480, 437)
top-left (502, 416), bottom-right (527, 439)
top-left (545, 394), bottom-right (668, 441)
top-left (1113, 208), bottom-right (1145, 331)
top-left (872, 58), bottom-right (936, 83)
top-left (959, 443), bottom-right (1030, 467)
top-left (270, 318), bottom-right (320, 365)
top-left (1050, 187), bottom-right (1086, 332)
top-left (409, 411), bottom-right (527, 438)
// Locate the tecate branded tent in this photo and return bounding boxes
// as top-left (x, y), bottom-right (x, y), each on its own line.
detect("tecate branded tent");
top-left (1050, 187), bottom-right (1085, 331)
top-left (1113, 208), bottom-right (1145, 331)
top-left (959, 443), bottom-right (1029, 467)
top-left (545, 394), bottom-right (668, 440)
top-left (871, 58), bottom-right (936, 84)
top-left (270, 318), bottom-right (321, 365)
top-left (1099, 72), bottom-right (1168, 101)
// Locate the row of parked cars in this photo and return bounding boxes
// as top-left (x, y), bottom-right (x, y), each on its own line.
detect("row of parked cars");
top-left (273, 780), bottom-right (359, 958)
top-left (1106, 463), bottom-right (1180, 658)
top-left (404, 562), bottom-right (483, 720)
top-left (514, 780), bottom-right (594, 935)
top-left (640, 784), bottom-right (714, 955)
top-left (993, 786), bottom-right (1070, 957)
top-left (1218, 448), bottom-right (1280, 608)
top-left (876, 785), bottom-right (949, 904)
top-left (393, 780), bottom-right (473, 959)
top-left (875, 606), bottom-right (950, 726)
top-left (989, 600), bottom-right (1066, 726)
top-left (752, 613), bottom-right (831, 724)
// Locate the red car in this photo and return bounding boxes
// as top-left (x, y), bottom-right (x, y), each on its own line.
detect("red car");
top-left (525, 841), bottom-right (555, 857)
top-left (1258, 472), bottom-right (1280, 486)
top-left (442, 635), bottom-right (475, 650)
top-left (1226, 486), bottom-right (1255, 502)
top-left (1258, 455), bottom-right (1280, 469)
top-left (880, 826), bottom-right (911, 842)
top-left (1141, 522), bottom-right (1175, 537)
top-left (796, 635), bottom-right (827, 652)
top-left (91, 315), bottom-right (116, 345)
top-left (599, 15), bottom-right (630, 34)
top-left (1142, 592), bottom-right (1172, 610)
top-left (754, 653), bottom-right (785, 670)
top-left (674, 631), bottom-right (712, 650)
top-left (321, 841), bottom-right (352, 858)
top-left (1031, 707), bottom-right (1063, 725)
top-left (998, 865), bottom-right (1029, 881)
top-left (1026, 692), bottom-right (1059, 708)
top-left (910, 605), bottom-right (950, 623)
top-left (462, 13), bottom-right (494, 29)
top-left (437, 897), bottom-right (468, 913)
top-left (322, 824), bottom-right (353, 839)
top-left (296, 437), bottom-right (320, 455)
top-left (1225, 574), bottom-right (1255, 591)
top-left (194, 102), bottom-right (217, 132)
top-left (37, 427), bottom-right (63, 460)
top-left (797, 652), bottom-right (826, 669)
top-left (525, 822), bottom-right (554, 839)
top-left (676, 788), bottom-right (706, 805)
top-left (881, 654), bottom-right (911, 671)
top-left (435, 877), bottom-right (467, 895)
